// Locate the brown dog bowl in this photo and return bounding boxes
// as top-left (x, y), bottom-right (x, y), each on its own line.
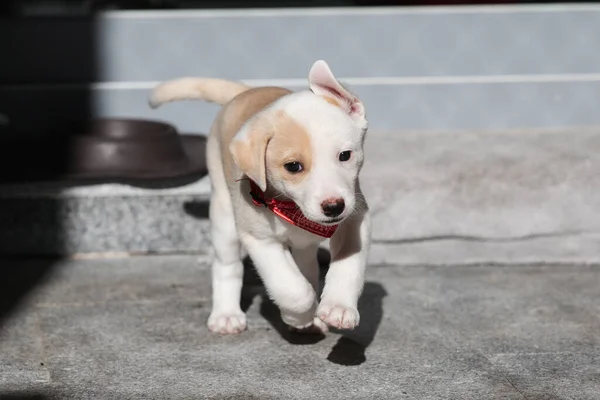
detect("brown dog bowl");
top-left (0, 118), bottom-right (207, 185)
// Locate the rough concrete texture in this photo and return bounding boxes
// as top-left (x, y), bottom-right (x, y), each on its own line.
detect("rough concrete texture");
top-left (1, 127), bottom-right (600, 261)
top-left (1, 255), bottom-right (599, 399)
top-left (361, 127), bottom-right (600, 241)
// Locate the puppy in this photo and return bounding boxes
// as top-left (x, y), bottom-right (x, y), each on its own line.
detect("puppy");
top-left (149, 60), bottom-right (371, 334)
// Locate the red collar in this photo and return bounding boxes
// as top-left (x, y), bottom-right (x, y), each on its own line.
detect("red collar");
top-left (247, 180), bottom-right (339, 238)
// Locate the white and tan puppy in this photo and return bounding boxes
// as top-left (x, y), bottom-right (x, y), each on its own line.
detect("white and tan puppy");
top-left (150, 60), bottom-right (371, 334)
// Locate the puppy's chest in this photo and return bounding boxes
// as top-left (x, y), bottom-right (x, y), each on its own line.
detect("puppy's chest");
top-left (258, 211), bottom-right (326, 248)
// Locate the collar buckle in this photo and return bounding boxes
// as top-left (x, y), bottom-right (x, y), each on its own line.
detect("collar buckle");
top-left (250, 191), bottom-right (268, 207)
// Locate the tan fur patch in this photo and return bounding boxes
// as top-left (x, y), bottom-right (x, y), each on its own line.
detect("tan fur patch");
top-left (322, 96), bottom-right (341, 108)
top-left (266, 112), bottom-right (312, 185)
top-left (218, 86), bottom-right (292, 186)
top-left (229, 117), bottom-right (273, 189)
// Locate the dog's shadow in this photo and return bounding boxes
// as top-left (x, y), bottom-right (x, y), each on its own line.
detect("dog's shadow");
top-left (240, 248), bottom-right (387, 366)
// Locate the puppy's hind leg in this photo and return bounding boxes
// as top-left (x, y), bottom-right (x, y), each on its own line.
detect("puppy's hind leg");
top-left (207, 190), bottom-right (246, 334)
top-left (205, 129), bottom-right (245, 334)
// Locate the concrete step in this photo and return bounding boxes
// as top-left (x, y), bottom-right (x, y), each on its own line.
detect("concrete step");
top-left (2, 254), bottom-right (599, 398)
top-left (0, 178), bottom-right (212, 256)
top-left (1, 127), bottom-right (599, 263)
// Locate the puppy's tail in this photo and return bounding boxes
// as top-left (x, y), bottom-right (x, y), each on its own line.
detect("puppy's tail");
top-left (148, 78), bottom-right (251, 108)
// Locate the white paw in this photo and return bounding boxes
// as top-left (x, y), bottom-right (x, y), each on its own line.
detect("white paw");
top-left (289, 317), bottom-right (329, 335)
top-left (208, 310), bottom-right (247, 334)
top-left (317, 303), bottom-right (360, 330)
top-left (280, 308), bottom-right (316, 330)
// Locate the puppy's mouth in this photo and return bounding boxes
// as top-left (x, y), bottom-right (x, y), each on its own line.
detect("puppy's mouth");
top-left (317, 216), bottom-right (344, 226)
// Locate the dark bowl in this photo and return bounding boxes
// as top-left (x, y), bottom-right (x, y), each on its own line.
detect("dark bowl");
top-left (0, 118), bottom-right (207, 185)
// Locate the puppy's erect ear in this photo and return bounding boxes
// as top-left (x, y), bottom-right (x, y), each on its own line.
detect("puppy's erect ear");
top-left (308, 60), bottom-right (367, 128)
top-left (229, 119), bottom-right (273, 192)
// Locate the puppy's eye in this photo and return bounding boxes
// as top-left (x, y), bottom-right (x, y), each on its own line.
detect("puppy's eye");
top-left (284, 161), bottom-right (303, 173)
top-left (339, 151), bottom-right (352, 162)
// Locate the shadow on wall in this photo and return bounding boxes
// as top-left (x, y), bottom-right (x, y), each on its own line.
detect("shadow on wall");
top-left (0, 4), bottom-right (97, 359)
top-left (0, 4), bottom-right (210, 328)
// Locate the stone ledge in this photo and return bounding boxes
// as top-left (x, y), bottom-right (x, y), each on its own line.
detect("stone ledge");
top-left (0, 127), bottom-right (598, 262)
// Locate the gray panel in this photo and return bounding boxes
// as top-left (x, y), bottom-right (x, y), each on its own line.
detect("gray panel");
top-left (96, 9), bottom-right (600, 81)
top-left (2, 7), bottom-right (600, 83)
top-left (3, 80), bottom-right (598, 135)
top-left (86, 8), bottom-right (600, 81)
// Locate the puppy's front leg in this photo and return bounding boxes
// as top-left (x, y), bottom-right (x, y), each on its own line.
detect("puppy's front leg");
top-left (291, 245), bottom-right (329, 334)
top-left (241, 234), bottom-right (318, 329)
top-left (318, 209), bottom-right (371, 330)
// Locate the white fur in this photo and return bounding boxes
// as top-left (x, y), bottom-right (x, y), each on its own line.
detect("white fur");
top-left (150, 60), bottom-right (371, 335)
top-left (269, 91), bottom-right (366, 224)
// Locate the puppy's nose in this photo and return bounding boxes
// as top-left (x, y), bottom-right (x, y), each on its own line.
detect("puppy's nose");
top-left (321, 198), bottom-right (345, 218)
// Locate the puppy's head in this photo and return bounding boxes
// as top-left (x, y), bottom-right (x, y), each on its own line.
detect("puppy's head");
top-left (230, 60), bottom-right (367, 225)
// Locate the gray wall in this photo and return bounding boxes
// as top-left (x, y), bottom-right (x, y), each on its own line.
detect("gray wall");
top-left (2, 5), bottom-right (600, 135)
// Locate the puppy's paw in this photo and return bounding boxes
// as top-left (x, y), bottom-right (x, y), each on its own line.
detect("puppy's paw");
top-left (289, 317), bottom-right (329, 335)
top-left (280, 309), bottom-right (316, 330)
top-left (317, 303), bottom-right (360, 330)
top-left (208, 310), bottom-right (247, 334)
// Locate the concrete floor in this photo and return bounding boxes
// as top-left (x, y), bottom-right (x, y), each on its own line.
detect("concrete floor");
top-left (1, 254), bottom-right (599, 399)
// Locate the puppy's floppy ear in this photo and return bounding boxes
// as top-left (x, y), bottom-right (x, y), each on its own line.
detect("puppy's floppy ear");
top-left (309, 60), bottom-right (367, 129)
top-left (229, 119), bottom-right (273, 192)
